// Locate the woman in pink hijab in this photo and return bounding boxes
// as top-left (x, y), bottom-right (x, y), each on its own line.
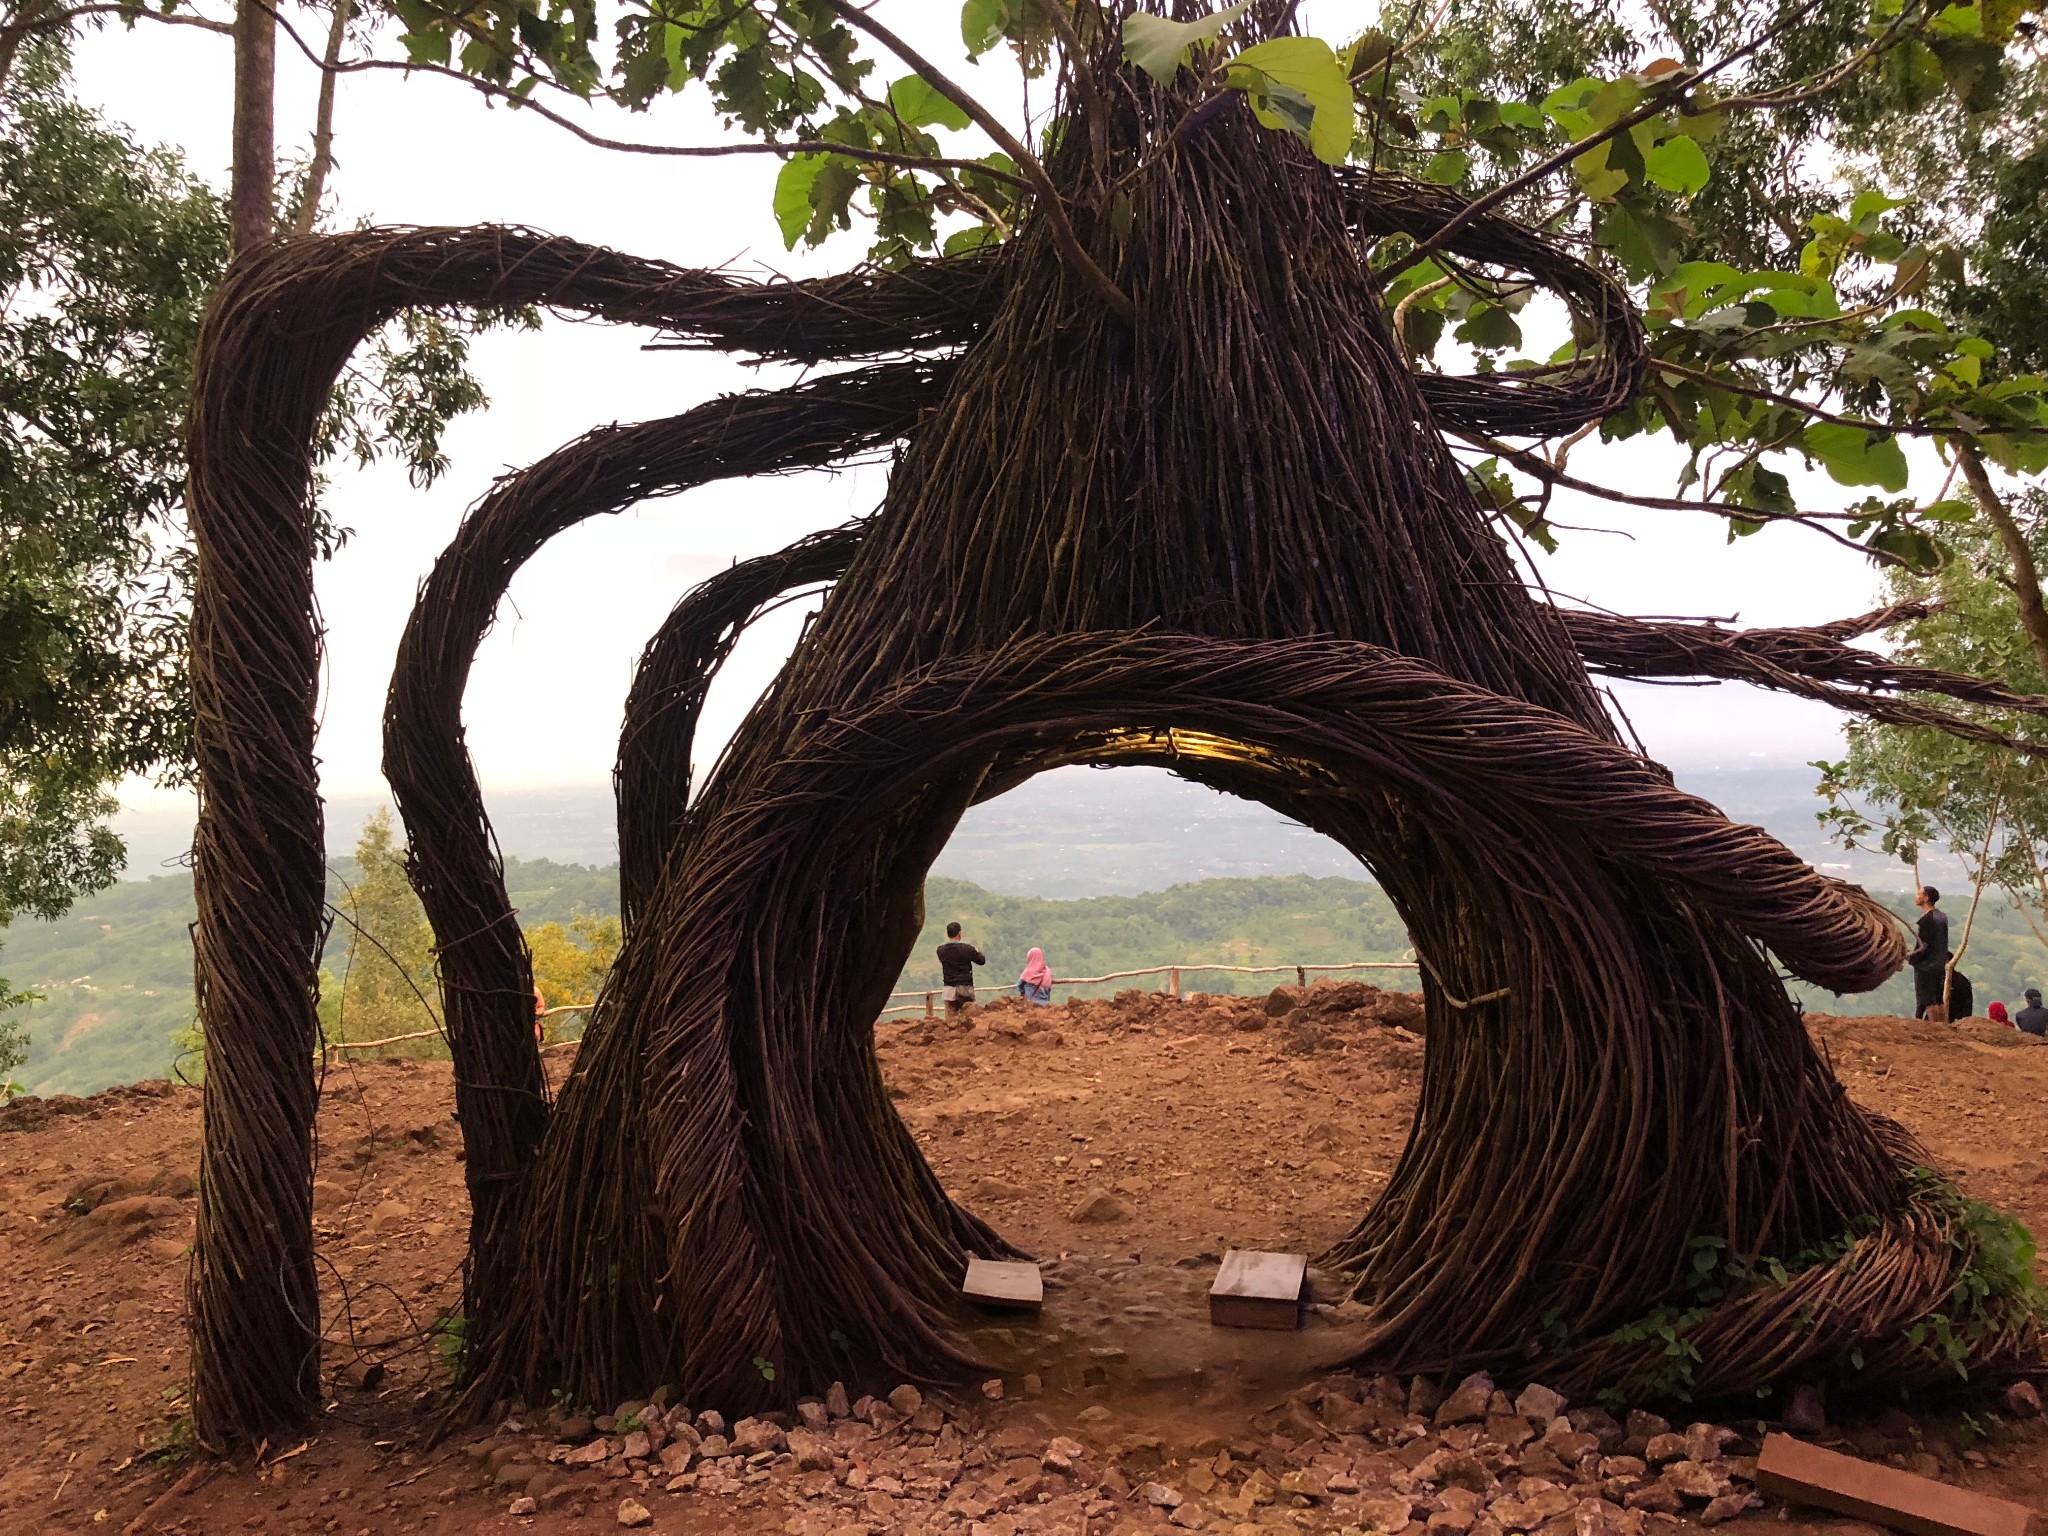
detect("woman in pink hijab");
top-left (1018, 948), bottom-right (1054, 1006)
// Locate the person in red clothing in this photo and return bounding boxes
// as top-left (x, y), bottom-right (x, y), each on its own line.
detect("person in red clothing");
top-left (534, 982), bottom-right (547, 1044)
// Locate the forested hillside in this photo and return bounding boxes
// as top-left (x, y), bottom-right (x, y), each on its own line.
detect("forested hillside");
top-left (4, 856), bottom-right (619, 1097)
top-left (7, 863), bottom-right (2044, 1097)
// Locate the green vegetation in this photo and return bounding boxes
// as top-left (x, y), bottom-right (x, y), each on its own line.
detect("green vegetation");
top-left (899, 875), bottom-right (1416, 1001)
top-left (15, 857), bottom-right (2047, 1097)
top-left (7, 848), bottom-right (620, 1098)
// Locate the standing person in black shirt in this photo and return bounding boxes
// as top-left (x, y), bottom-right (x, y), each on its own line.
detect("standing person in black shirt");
top-left (1907, 886), bottom-right (1952, 1019)
top-left (2017, 988), bottom-right (2048, 1037)
top-left (936, 921), bottom-right (985, 1021)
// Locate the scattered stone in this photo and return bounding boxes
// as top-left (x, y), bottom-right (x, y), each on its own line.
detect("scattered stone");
top-left (1515, 1384), bottom-right (1566, 1423)
top-left (558, 1414), bottom-right (595, 1442)
top-left (697, 1409), bottom-right (727, 1437)
top-left (1358, 1494), bottom-right (1416, 1533)
top-left (1623, 1410), bottom-right (1668, 1445)
top-left (825, 1382), bottom-right (851, 1419)
top-left (2006, 1379), bottom-right (2042, 1418)
top-left (619, 1431), bottom-right (650, 1460)
top-left (615, 1497), bottom-right (653, 1528)
top-left (1263, 988), bottom-right (1296, 1017)
top-left (698, 1435), bottom-right (731, 1459)
top-left (733, 1417), bottom-right (787, 1455)
top-left (1697, 1492), bottom-right (1753, 1526)
top-left (796, 1400), bottom-right (829, 1432)
top-left (1683, 1423), bottom-right (1738, 1465)
top-left (1041, 1437), bottom-right (1086, 1475)
top-left (969, 1176), bottom-right (1027, 1202)
top-left (1068, 1189), bottom-right (1129, 1224)
top-left (1642, 1433), bottom-right (1687, 1466)
top-left (565, 1441), bottom-right (613, 1467)
top-left (1435, 1372), bottom-right (1495, 1427)
top-left (886, 1384), bottom-right (922, 1417)
top-left (658, 1442), bottom-right (695, 1476)
top-left (1141, 1481), bottom-right (1183, 1508)
top-left (1408, 1376), bottom-right (1443, 1418)
top-left (1168, 1507), bottom-right (1207, 1530)
top-left (1305, 1158), bottom-right (1345, 1177)
top-left (1662, 1461), bottom-right (1730, 1502)
top-left (508, 1497), bottom-right (537, 1517)
top-left (980, 1378), bottom-right (1004, 1400)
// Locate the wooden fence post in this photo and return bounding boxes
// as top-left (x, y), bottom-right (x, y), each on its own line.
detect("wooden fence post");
top-left (1169, 966), bottom-right (1180, 998)
top-left (925, 991), bottom-right (935, 1019)
top-left (1296, 965), bottom-right (1307, 986)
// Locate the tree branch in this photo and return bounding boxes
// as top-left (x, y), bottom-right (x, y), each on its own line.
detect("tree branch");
top-left (816, 0), bottom-right (1133, 325)
top-left (1956, 439), bottom-right (2048, 684)
top-left (259, 5), bottom-right (1035, 194)
top-left (289, 0), bottom-right (349, 239)
top-left (1456, 429), bottom-right (1896, 564)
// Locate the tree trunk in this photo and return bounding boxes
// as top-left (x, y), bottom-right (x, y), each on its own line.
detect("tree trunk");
top-left (230, 0), bottom-right (274, 254)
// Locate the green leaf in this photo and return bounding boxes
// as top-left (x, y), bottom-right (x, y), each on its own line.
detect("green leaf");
top-left (1122, 2), bottom-right (1251, 84)
top-left (773, 154), bottom-right (827, 250)
top-left (887, 75), bottom-right (970, 131)
top-left (1805, 422), bottom-right (1911, 492)
top-left (942, 223), bottom-right (1000, 256)
top-left (960, 0), bottom-right (1012, 57)
top-left (1644, 135), bottom-right (1709, 196)
top-left (1454, 303), bottom-right (1522, 351)
top-left (1422, 149), bottom-right (1470, 186)
top-left (1226, 37), bottom-right (1356, 164)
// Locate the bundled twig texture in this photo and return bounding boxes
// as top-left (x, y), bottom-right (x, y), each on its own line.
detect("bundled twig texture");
top-left (182, 15), bottom-right (2040, 1447)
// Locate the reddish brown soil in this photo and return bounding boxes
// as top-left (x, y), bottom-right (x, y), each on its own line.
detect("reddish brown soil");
top-left (2, 986), bottom-right (2045, 1536)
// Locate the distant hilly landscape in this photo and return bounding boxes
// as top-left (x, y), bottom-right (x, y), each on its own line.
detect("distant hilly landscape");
top-left (3, 763), bottom-right (2026, 1098)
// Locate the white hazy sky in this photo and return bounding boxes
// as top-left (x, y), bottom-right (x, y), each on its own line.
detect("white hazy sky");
top-left (74, 8), bottom-right (1891, 811)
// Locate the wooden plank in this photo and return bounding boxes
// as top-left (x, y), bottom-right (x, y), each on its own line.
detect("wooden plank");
top-left (1209, 1250), bottom-right (1308, 1331)
top-left (1755, 1432), bottom-right (2034, 1536)
top-left (963, 1258), bottom-right (1042, 1312)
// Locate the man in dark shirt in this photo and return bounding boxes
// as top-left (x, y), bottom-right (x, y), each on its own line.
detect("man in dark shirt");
top-left (1906, 886), bottom-right (1951, 1019)
top-left (2017, 988), bottom-right (2048, 1037)
top-left (936, 921), bottom-right (985, 1021)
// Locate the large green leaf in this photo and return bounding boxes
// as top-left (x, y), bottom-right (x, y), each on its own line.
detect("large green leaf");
top-left (1226, 37), bottom-right (1356, 164)
top-left (773, 154), bottom-right (827, 250)
top-left (888, 75), bottom-right (970, 131)
top-left (1644, 134), bottom-right (1709, 196)
top-left (1805, 422), bottom-right (1911, 491)
top-left (1122, 2), bottom-right (1251, 84)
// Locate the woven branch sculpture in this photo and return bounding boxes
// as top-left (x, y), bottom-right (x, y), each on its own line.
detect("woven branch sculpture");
top-left (182, 10), bottom-right (2044, 1447)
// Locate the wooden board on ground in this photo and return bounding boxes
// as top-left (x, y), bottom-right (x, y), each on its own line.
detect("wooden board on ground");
top-left (1209, 1249), bottom-right (1308, 1330)
top-left (1755, 1432), bottom-right (2035, 1536)
top-left (963, 1258), bottom-right (1043, 1311)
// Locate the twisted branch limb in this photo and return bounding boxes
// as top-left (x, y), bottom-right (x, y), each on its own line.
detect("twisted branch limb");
top-left (1339, 171), bottom-right (1649, 438)
top-left (185, 226), bottom-right (976, 1447)
top-left (383, 364), bottom-right (944, 1370)
top-left (616, 522), bottom-right (867, 926)
top-left (1566, 606), bottom-right (2048, 753)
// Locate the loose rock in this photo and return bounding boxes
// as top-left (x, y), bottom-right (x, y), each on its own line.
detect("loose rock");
top-left (1068, 1188), bottom-right (1130, 1224)
top-left (615, 1497), bottom-right (653, 1528)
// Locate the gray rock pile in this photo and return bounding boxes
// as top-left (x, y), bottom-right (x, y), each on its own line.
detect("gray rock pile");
top-left (468, 1369), bottom-right (1779, 1534)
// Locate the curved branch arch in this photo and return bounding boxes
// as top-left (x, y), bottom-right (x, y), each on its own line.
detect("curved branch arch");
top-left (185, 227), bottom-right (979, 1443)
top-left (616, 522), bottom-right (866, 925)
top-left (381, 366), bottom-right (946, 1362)
top-left (474, 631), bottom-right (1930, 1412)
top-left (1340, 170), bottom-right (1651, 438)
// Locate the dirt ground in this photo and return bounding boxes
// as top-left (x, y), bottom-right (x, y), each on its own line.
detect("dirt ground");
top-left (3, 984), bottom-right (2047, 1536)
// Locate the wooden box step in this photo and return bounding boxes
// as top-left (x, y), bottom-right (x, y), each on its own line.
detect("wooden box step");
top-left (1209, 1249), bottom-right (1308, 1331)
top-left (1755, 1432), bottom-right (2034, 1536)
top-left (962, 1258), bottom-right (1043, 1312)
